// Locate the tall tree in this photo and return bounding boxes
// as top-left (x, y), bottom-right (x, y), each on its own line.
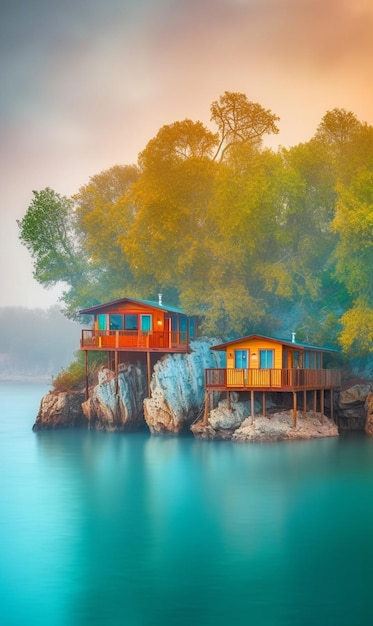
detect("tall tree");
top-left (122, 120), bottom-right (220, 300)
top-left (210, 91), bottom-right (280, 161)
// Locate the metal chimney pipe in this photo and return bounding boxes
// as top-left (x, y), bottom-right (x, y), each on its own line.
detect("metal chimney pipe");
top-left (291, 332), bottom-right (296, 343)
top-left (158, 293), bottom-right (162, 305)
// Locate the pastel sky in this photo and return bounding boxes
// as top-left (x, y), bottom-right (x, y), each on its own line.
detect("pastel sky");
top-left (1, 0), bottom-right (372, 308)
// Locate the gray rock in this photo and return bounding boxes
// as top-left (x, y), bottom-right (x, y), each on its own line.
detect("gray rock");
top-left (81, 364), bottom-right (147, 431)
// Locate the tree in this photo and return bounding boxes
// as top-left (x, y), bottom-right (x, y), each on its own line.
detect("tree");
top-left (329, 166), bottom-right (373, 354)
top-left (17, 188), bottom-right (85, 288)
top-left (315, 108), bottom-right (361, 150)
top-left (210, 91), bottom-right (280, 161)
top-left (138, 119), bottom-right (219, 170)
top-left (339, 302), bottom-right (373, 355)
top-left (74, 165), bottom-right (140, 301)
top-left (332, 169), bottom-right (373, 302)
top-left (122, 120), bottom-right (220, 300)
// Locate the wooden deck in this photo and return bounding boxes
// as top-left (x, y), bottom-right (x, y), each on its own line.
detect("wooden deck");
top-left (80, 329), bottom-right (190, 352)
top-left (205, 368), bottom-right (341, 392)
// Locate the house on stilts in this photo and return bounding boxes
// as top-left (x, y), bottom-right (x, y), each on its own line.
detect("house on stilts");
top-left (79, 295), bottom-right (198, 398)
top-left (204, 333), bottom-right (341, 426)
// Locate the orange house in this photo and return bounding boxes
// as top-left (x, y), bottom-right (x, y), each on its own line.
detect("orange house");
top-left (80, 296), bottom-right (198, 396)
top-left (205, 334), bottom-right (341, 425)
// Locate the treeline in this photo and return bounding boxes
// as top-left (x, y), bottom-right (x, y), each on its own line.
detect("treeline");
top-left (0, 307), bottom-right (81, 378)
top-left (18, 92), bottom-right (373, 355)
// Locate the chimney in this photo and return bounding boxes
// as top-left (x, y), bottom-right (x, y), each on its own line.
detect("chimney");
top-left (158, 293), bottom-right (162, 306)
top-left (291, 331), bottom-right (296, 343)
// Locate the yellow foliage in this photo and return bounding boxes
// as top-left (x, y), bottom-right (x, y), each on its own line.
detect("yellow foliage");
top-left (339, 302), bottom-right (373, 355)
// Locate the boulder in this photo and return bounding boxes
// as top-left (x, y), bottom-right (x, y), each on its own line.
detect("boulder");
top-left (336, 383), bottom-right (373, 431)
top-left (33, 390), bottom-right (87, 430)
top-left (192, 406), bottom-right (338, 442)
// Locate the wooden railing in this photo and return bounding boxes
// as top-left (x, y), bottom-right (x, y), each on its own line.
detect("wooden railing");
top-left (81, 329), bottom-right (189, 350)
top-left (205, 368), bottom-right (341, 390)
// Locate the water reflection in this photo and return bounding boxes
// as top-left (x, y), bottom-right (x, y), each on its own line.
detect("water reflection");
top-left (2, 384), bottom-right (373, 625)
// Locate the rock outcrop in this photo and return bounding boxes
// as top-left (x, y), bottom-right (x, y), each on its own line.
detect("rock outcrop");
top-left (33, 390), bottom-right (87, 430)
top-left (143, 339), bottom-right (225, 433)
top-left (81, 364), bottom-right (147, 431)
top-left (336, 383), bottom-right (373, 431)
top-left (191, 397), bottom-right (338, 441)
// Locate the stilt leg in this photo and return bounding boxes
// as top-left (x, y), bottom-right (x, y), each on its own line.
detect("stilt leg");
top-left (115, 350), bottom-right (119, 395)
top-left (85, 350), bottom-right (89, 401)
top-left (146, 351), bottom-right (151, 397)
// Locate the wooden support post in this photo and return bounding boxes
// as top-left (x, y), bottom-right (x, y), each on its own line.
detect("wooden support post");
top-left (320, 389), bottom-right (324, 423)
top-left (85, 350), bottom-right (89, 401)
top-left (262, 392), bottom-right (266, 417)
top-left (114, 350), bottom-right (119, 395)
top-left (303, 390), bottom-right (307, 419)
top-left (203, 391), bottom-right (209, 425)
top-left (210, 391), bottom-right (215, 412)
top-left (330, 389), bottom-right (334, 423)
top-left (227, 391), bottom-right (231, 411)
top-left (146, 351), bottom-right (151, 397)
top-left (293, 391), bottom-right (297, 427)
top-left (250, 390), bottom-right (255, 418)
top-left (313, 389), bottom-right (317, 414)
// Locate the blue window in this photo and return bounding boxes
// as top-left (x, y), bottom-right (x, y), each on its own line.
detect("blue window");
top-left (259, 349), bottom-right (274, 369)
top-left (110, 314), bottom-right (123, 330)
top-left (235, 350), bottom-right (248, 368)
top-left (189, 317), bottom-right (195, 339)
top-left (124, 314), bottom-right (138, 330)
top-left (304, 351), bottom-right (316, 369)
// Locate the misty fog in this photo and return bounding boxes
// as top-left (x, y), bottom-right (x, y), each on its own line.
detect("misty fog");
top-left (0, 306), bottom-right (82, 380)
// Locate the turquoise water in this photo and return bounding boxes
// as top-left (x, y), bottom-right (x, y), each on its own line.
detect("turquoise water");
top-left (1, 382), bottom-right (373, 626)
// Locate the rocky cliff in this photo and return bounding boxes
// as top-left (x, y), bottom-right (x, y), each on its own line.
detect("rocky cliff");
top-left (143, 339), bottom-right (225, 433)
top-left (33, 339), bottom-right (373, 441)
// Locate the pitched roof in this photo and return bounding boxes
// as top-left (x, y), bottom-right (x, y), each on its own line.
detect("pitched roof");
top-left (79, 297), bottom-right (186, 316)
top-left (211, 333), bottom-right (338, 353)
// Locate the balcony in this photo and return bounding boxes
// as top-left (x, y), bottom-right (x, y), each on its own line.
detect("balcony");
top-left (80, 329), bottom-right (190, 352)
top-left (205, 368), bottom-right (341, 392)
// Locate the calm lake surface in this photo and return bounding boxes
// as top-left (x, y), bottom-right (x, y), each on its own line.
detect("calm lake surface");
top-left (1, 381), bottom-right (373, 626)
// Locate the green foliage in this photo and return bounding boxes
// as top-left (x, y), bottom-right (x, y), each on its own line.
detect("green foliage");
top-left (52, 351), bottom-right (107, 392)
top-left (17, 188), bottom-right (84, 287)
